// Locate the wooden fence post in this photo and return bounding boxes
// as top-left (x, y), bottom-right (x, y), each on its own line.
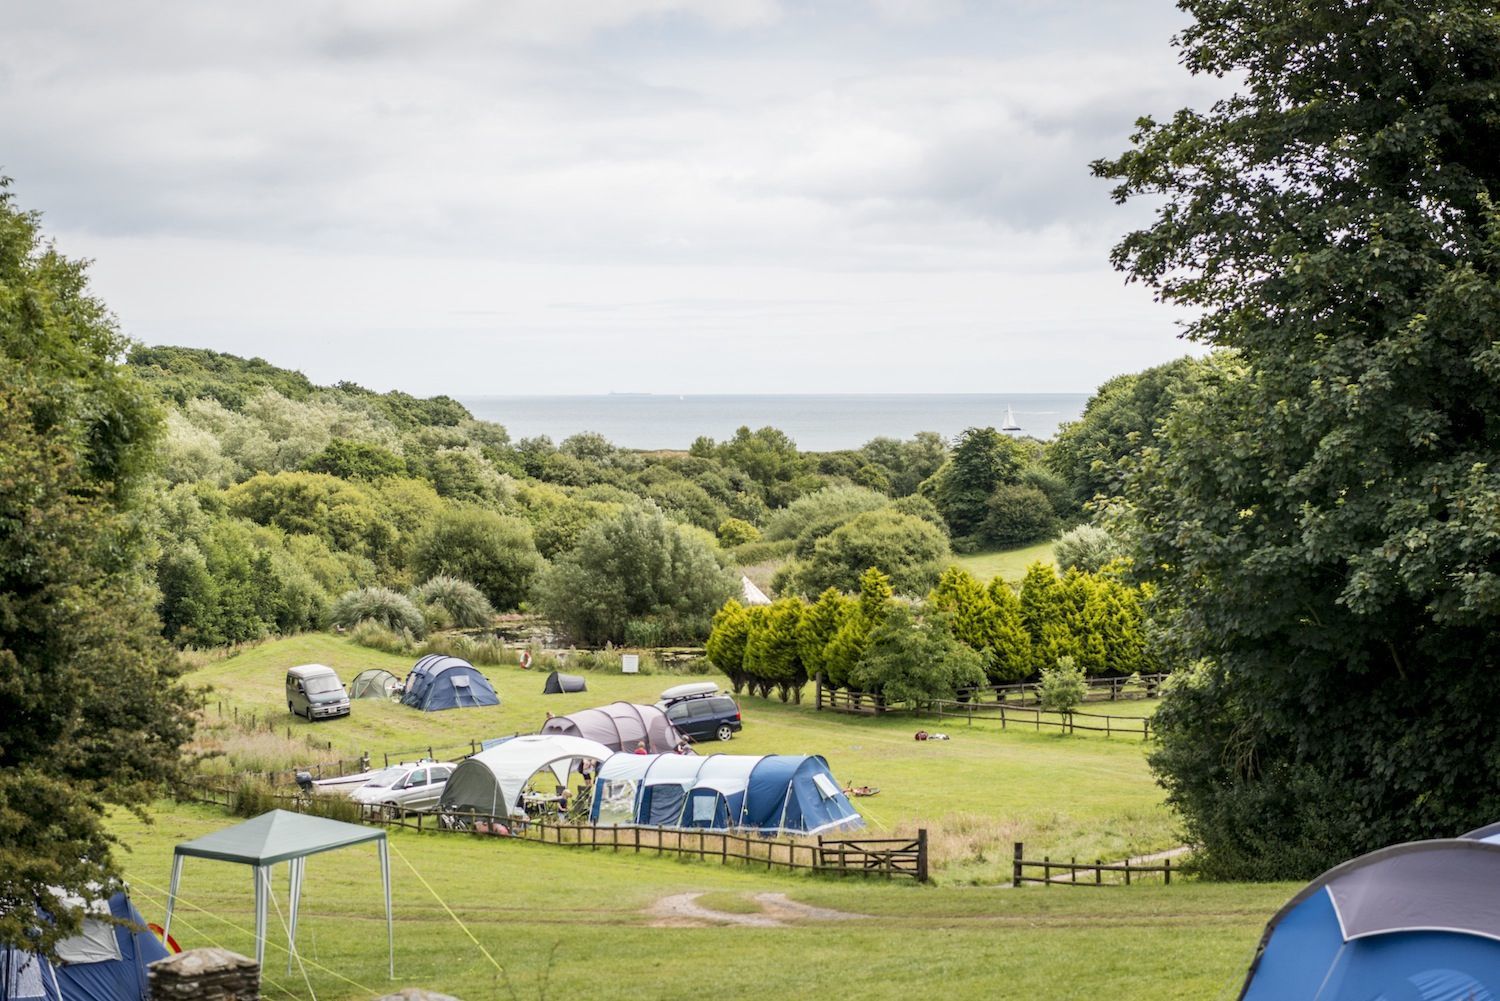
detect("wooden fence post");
top-left (1164, 857), bottom-right (1171, 885)
top-left (916, 829), bottom-right (928, 883)
top-left (815, 672), bottom-right (823, 711)
top-left (1043, 856), bottom-right (1050, 886)
top-left (1013, 842), bottom-right (1023, 887)
top-left (1095, 860), bottom-right (1102, 885)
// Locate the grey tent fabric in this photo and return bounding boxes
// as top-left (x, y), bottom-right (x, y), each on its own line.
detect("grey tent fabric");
top-left (542, 671), bottom-right (587, 695)
top-left (349, 669), bottom-right (401, 699)
top-left (539, 701), bottom-right (681, 752)
top-left (165, 811), bottom-right (393, 979)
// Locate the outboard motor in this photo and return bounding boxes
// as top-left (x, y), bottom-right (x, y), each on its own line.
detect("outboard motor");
top-left (295, 770), bottom-right (314, 793)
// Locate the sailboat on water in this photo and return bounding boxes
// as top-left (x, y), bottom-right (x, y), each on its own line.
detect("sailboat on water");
top-left (1000, 405), bottom-right (1022, 433)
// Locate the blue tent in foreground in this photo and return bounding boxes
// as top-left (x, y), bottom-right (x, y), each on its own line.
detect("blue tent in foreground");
top-left (589, 753), bottom-right (861, 836)
top-left (1, 892), bottom-right (169, 1001)
top-left (1238, 824), bottom-right (1500, 1000)
top-left (400, 655), bottom-right (499, 712)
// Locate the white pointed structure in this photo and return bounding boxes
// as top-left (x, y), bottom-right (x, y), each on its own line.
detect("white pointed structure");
top-left (164, 810), bottom-right (393, 978)
top-left (740, 575), bottom-right (772, 606)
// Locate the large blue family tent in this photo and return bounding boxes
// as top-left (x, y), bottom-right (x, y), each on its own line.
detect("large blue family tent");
top-left (1, 891), bottom-right (169, 1001)
top-left (400, 655), bottom-right (499, 712)
top-left (1238, 825), bottom-right (1500, 1000)
top-left (589, 753), bottom-right (861, 836)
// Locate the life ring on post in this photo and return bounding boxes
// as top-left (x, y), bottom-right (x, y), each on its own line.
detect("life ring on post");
top-left (519, 650), bottom-right (533, 671)
top-left (148, 923), bottom-right (182, 954)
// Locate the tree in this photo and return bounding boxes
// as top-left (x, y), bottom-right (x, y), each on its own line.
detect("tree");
top-left (1096, 1), bottom-right (1500, 877)
top-left (705, 599), bottom-right (753, 693)
top-left (716, 517), bottom-right (760, 547)
top-left (1019, 562), bottom-right (1074, 675)
top-left (1037, 655), bottom-right (1087, 715)
top-left (787, 509), bottom-right (950, 597)
top-left (979, 483), bottom-right (1060, 548)
top-left (762, 485), bottom-right (889, 541)
top-left (744, 598), bottom-right (807, 702)
top-left (0, 181), bottom-right (194, 953)
top-left (922, 427), bottom-right (1024, 538)
top-left (410, 507), bottom-right (542, 611)
top-left (926, 567), bottom-right (995, 654)
top-left (985, 578), bottom-right (1032, 682)
top-left (823, 568), bottom-right (894, 689)
top-left (797, 587), bottom-right (852, 686)
top-left (852, 606), bottom-right (986, 705)
top-left (304, 438), bottom-right (405, 481)
top-left (536, 505), bottom-right (735, 645)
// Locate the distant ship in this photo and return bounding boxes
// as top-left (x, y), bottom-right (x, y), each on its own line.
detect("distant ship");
top-left (1000, 405), bottom-right (1022, 433)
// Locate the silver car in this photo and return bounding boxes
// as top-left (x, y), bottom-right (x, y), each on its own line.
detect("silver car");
top-left (349, 761), bottom-right (455, 813)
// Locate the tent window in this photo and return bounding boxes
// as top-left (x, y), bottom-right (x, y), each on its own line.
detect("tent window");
top-left (451, 675), bottom-right (471, 687)
top-left (812, 773), bottom-right (841, 800)
top-left (3, 952), bottom-right (49, 996)
top-left (691, 795), bottom-right (718, 824)
top-left (53, 917), bottom-right (123, 964)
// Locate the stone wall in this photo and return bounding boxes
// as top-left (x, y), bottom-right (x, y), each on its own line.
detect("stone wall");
top-left (149, 947), bottom-right (260, 1000)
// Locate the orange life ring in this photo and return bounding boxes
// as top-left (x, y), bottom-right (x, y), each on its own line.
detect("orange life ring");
top-left (148, 923), bottom-right (182, 954)
top-left (519, 650), bottom-right (533, 670)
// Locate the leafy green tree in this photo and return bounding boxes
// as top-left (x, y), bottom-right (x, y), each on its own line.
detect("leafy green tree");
top-left (226, 471), bottom-right (399, 572)
top-left (852, 605), bottom-right (986, 705)
top-left (979, 483), bottom-right (1060, 548)
top-left (1037, 655), bottom-right (1087, 715)
top-left (744, 598), bottom-right (807, 702)
top-left (859, 432), bottom-right (948, 497)
top-left (797, 587), bottom-right (852, 686)
top-left (0, 183), bottom-right (194, 952)
top-left (714, 426), bottom-right (809, 505)
top-left (705, 599), bottom-right (753, 693)
top-left (411, 507), bottom-right (542, 611)
top-left (1096, 0), bottom-right (1500, 877)
top-left (536, 505), bottom-right (735, 645)
top-left (763, 485), bottom-right (888, 541)
top-left (304, 438), bottom-right (405, 480)
top-left (922, 427), bottom-right (1024, 538)
top-left (823, 568), bottom-right (894, 689)
top-left (1019, 562), bottom-right (1074, 675)
top-left (985, 578), bottom-right (1032, 682)
top-left (788, 509), bottom-right (950, 597)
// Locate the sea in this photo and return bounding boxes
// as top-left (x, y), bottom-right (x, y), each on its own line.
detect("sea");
top-left (457, 393), bottom-right (1090, 452)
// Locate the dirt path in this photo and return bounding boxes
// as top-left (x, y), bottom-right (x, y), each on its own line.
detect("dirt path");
top-left (646, 892), bottom-right (870, 928)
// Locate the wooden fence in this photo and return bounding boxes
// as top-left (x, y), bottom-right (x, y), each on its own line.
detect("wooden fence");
top-left (1011, 842), bottom-right (1175, 887)
top-left (960, 674), bottom-right (1170, 706)
top-left (915, 700), bottom-right (1151, 739)
top-left (182, 782), bottom-right (926, 881)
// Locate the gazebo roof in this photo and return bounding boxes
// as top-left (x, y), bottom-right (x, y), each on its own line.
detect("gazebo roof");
top-left (173, 810), bottom-right (384, 866)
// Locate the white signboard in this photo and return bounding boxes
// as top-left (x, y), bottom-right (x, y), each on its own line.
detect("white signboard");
top-left (621, 654), bottom-right (640, 674)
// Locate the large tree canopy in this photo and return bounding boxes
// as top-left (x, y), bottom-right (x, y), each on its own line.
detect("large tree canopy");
top-left (0, 180), bottom-right (195, 951)
top-left (1097, 2), bottom-right (1500, 878)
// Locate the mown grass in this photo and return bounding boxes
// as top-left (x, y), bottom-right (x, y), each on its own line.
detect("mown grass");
top-left (186, 634), bottom-right (1172, 878)
top-left (952, 539), bottom-right (1059, 583)
top-left (111, 802), bottom-right (1292, 1001)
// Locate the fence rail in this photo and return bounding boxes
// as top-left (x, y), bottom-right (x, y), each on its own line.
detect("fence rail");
top-left (1010, 842), bottom-right (1175, 887)
top-left (960, 674), bottom-right (1170, 707)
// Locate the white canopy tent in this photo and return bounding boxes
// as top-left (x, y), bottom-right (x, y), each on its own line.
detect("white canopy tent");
top-left (740, 576), bottom-right (772, 606)
top-left (440, 734), bottom-right (615, 819)
top-left (164, 810), bottom-right (392, 978)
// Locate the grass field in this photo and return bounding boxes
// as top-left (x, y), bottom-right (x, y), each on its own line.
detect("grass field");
top-left (189, 634), bottom-right (1172, 877)
top-left (952, 540), bottom-right (1058, 583)
top-left (112, 802), bottom-right (1292, 1001)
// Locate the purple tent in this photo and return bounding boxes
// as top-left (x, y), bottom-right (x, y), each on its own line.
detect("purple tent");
top-left (539, 702), bottom-right (680, 753)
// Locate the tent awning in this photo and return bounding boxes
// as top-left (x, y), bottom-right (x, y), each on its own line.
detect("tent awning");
top-left (173, 809), bottom-right (385, 866)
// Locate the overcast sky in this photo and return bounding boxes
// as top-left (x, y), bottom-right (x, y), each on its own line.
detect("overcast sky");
top-left (1, 1), bottom-right (1226, 395)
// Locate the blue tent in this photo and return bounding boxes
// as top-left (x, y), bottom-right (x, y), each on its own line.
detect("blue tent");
top-left (2, 892), bottom-right (169, 1001)
top-left (400, 655), bottom-right (499, 712)
top-left (589, 753), bottom-right (861, 836)
top-left (1238, 827), bottom-right (1500, 1000)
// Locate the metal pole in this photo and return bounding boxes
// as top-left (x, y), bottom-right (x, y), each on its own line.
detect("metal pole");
top-left (254, 865), bottom-right (269, 971)
top-left (164, 854), bottom-right (184, 940)
top-left (287, 858), bottom-right (304, 975)
top-left (380, 839), bottom-right (394, 979)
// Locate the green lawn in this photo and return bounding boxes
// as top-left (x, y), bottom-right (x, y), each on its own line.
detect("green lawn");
top-left (111, 801), bottom-right (1292, 1001)
top-left (190, 635), bottom-right (1173, 878)
top-left (952, 540), bottom-right (1058, 583)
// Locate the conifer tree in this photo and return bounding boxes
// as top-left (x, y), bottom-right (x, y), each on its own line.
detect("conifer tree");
top-left (985, 577), bottom-right (1033, 682)
top-left (797, 587), bottom-right (851, 687)
top-left (824, 568), bottom-right (894, 689)
top-left (744, 597), bottom-right (807, 702)
top-left (705, 598), bottom-right (752, 693)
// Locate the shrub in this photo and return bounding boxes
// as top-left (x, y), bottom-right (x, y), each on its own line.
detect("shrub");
top-left (347, 619), bottom-right (420, 655)
top-left (1054, 524), bottom-right (1125, 573)
top-left (980, 484), bottom-right (1060, 548)
top-left (851, 605), bottom-right (986, 705)
top-left (1038, 655), bottom-right (1087, 714)
top-left (705, 599), bottom-right (753, 693)
top-left (231, 777), bottom-right (279, 818)
top-left (330, 587), bottom-right (427, 637)
top-left (412, 575), bottom-right (496, 628)
top-left (410, 507), bottom-right (543, 611)
top-left (763, 485), bottom-right (888, 541)
top-left (716, 517), bottom-right (761, 547)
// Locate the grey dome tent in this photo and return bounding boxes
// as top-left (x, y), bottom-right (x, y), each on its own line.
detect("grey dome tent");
top-left (164, 810), bottom-right (393, 979)
top-left (1, 890), bottom-right (168, 1001)
top-left (441, 735), bottom-right (615, 820)
top-left (539, 701), bottom-right (681, 753)
top-left (1238, 824), bottom-right (1500, 999)
top-left (349, 668), bottom-right (400, 699)
top-left (542, 671), bottom-right (586, 695)
top-left (401, 655), bottom-right (499, 711)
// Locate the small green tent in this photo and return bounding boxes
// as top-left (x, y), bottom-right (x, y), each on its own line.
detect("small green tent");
top-left (164, 810), bottom-right (393, 977)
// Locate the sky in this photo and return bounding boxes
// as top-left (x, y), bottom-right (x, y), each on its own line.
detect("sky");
top-left (0, 1), bottom-right (1229, 395)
